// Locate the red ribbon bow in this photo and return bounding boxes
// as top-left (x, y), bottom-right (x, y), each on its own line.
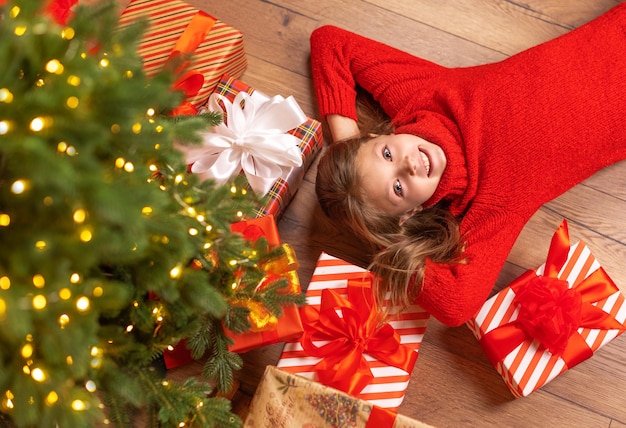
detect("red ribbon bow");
top-left (480, 220), bottom-right (625, 368)
top-left (300, 277), bottom-right (417, 396)
top-left (167, 12), bottom-right (217, 116)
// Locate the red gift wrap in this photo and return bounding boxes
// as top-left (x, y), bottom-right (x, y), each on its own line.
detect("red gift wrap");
top-left (163, 215), bottom-right (303, 368)
top-left (467, 220), bottom-right (626, 397)
top-left (118, 0), bottom-right (247, 110)
top-left (278, 252), bottom-right (430, 411)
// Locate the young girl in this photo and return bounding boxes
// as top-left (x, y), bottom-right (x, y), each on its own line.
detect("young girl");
top-left (311, 4), bottom-right (626, 327)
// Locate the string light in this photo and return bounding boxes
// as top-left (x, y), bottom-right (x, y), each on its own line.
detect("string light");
top-left (66, 96), bottom-right (79, 109)
top-left (0, 277), bottom-right (10, 290)
top-left (58, 314), bottom-right (70, 328)
top-left (71, 400), bottom-right (85, 411)
top-left (31, 368), bottom-right (46, 382)
top-left (76, 296), bottom-right (90, 312)
top-left (131, 123), bottom-right (141, 134)
top-left (45, 391), bottom-right (58, 406)
top-left (10, 180), bottom-right (26, 194)
top-left (14, 26), bottom-right (27, 36)
top-left (9, 6), bottom-right (20, 18)
top-left (73, 209), bottom-right (86, 224)
top-left (59, 288), bottom-right (71, 300)
top-left (20, 344), bottom-right (33, 359)
top-left (79, 228), bottom-right (92, 242)
top-left (98, 58), bottom-right (110, 68)
top-left (0, 120), bottom-right (10, 135)
top-left (0, 214), bottom-right (10, 226)
top-left (32, 274), bottom-right (45, 288)
top-left (29, 117), bottom-right (47, 132)
top-left (45, 59), bottom-right (64, 75)
top-left (32, 295), bottom-right (47, 310)
top-left (35, 240), bottom-right (46, 251)
top-left (61, 27), bottom-right (75, 40)
top-left (169, 265), bottom-right (182, 279)
top-left (0, 88), bottom-right (13, 103)
top-left (66, 75), bottom-right (80, 86)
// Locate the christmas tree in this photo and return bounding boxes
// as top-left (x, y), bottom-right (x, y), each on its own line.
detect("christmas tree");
top-left (0, 1), bottom-right (303, 426)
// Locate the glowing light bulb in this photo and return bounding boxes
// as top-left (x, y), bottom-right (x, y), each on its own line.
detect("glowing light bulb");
top-left (76, 296), bottom-right (90, 311)
top-left (32, 274), bottom-right (45, 288)
top-left (73, 209), bottom-right (86, 224)
top-left (45, 59), bottom-right (64, 74)
top-left (58, 314), bottom-right (70, 328)
top-left (20, 344), bottom-right (33, 358)
top-left (45, 391), bottom-right (58, 406)
top-left (71, 399), bottom-right (85, 411)
top-left (0, 277), bottom-right (10, 290)
top-left (0, 88), bottom-right (13, 103)
top-left (79, 229), bottom-right (92, 242)
top-left (66, 96), bottom-right (79, 109)
top-left (35, 240), bottom-right (46, 250)
top-left (31, 368), bottom-right (46, 382)
top-left (11, 180), bottom-right (26, 194)
top-left (67, 75), bottom-right (80, 86)
top-left (0, 120), bottom-right (10, 135)
top-left (32, 295), bottom-right (47, 310)
top-left (29, 117), bottom-right (46, 132)
top-left (169, 265), bottom-right (182, 279)
top-left (0, 214), bottom-right (10, 226)
top-left (61, 27), bottom-right (75, 40)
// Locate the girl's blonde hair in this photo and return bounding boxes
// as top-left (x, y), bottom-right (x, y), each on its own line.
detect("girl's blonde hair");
top-left (315, 90), bottom-right (464, 310)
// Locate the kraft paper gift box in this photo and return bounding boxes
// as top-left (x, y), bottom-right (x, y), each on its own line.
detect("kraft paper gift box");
top-left (466, 220), bottom-right (626, 398)
top-left (118, 0), bottom-right (247, 110)
top-left (244, 365), bottom-right (434, 428)
top-left (277, 252), bottom-right (430, 411)
top-left (181, 74), bottom-right (324, 219)
top-left (163, 215), bottom-right (303, 369)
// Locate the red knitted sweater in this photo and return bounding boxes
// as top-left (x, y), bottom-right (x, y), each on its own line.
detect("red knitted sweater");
top-left (310, 4), bottom-right (626, 326)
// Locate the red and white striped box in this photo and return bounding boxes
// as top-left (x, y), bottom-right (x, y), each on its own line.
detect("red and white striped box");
top-left (118, 0), bottom-right (247, 108)
top-left (277, 252), bottom-right (430, 410)
top-left (467, 223), bottom-right (626, 398)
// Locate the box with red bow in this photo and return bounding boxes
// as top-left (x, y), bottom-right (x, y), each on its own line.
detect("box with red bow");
top-left (244, 365), bottom-right (432, 428)
top-left (163, 215), bottom-right (303, 369)
top-left (467, 220), bottom-right (626, 397)
top-left (277, 252), bottom-right (430, 411)
top-left (180, 74), bottom-right (323, 219)
top-left (118, 0), bottom-right (247, 112)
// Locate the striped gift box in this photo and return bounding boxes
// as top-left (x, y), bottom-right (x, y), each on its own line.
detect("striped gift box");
top-left (118, 0), bottom-right (247, 108)
top-left (467, 234), bottom-right (626, 398)
top-left (277, 252), bottom-right (430, 410)
top-left (198, 75), bottom-right (323, 219)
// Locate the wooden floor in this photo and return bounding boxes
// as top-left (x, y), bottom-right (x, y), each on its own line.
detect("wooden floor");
top-left (172, 1), bottom-right (626, 426)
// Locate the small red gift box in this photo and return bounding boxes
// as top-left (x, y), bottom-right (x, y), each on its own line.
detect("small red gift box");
top-left (467, 220), bottom-right (626, 397)
top-left (180, 74), bottom-right (323, 219)
top-left (118, 0), bottom-right (247, 110)
top-left (277, 252), bottom-right (430, 411)
top-left (163, 215), bottom-right (303, 368)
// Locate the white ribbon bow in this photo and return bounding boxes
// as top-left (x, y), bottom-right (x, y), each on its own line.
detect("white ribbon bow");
top-left (184, 89), bottom-right (305, 196)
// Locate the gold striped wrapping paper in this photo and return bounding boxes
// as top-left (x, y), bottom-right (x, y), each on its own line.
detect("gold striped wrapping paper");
top-left (118, 0), bottom-right (247, 108)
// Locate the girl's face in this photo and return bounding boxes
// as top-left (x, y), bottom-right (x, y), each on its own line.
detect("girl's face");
top-left (355, 133), bottom-right (447, 218)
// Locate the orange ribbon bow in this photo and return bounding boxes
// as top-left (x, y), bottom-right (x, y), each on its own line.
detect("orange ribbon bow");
top-left (168, 11), bottom-right (217, 116)
top-left (480, 220), bottom-right (625, 368)
top-left (300, 277), bottom-right (418, 396)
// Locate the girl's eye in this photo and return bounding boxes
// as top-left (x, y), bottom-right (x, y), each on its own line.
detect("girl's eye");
top-left (393, 180), bottom-right (403, 196)
top-left (383, 146), bottom-right (392, 160)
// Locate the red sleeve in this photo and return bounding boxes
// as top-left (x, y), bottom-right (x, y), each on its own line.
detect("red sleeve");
top-left (415, 206), bottom-right (527, 327)
top-left (309, 25), bottom-right (446, 122)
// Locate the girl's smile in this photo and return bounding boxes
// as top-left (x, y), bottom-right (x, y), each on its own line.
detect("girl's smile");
top-left (355, 133), bottom-right (447, 218)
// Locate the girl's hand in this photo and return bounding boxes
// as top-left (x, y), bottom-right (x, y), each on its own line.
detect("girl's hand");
top-left (326, 114), bottom-right (360, 142)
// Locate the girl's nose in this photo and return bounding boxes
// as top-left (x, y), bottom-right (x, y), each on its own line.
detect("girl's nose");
top-left (404, 155), bottom-right (417, 175)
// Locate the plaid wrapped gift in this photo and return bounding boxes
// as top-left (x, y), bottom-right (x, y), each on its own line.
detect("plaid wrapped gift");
top-left (277, 252), bottom-right (430, 411)
top-left (183, 74), bottom-right (323, 219)
top-left (244, 365), bottom-right (433, 428)
top-left (118, 0), bottom-right (246, 109)
top-left (467, 220), bottom-right (626, 397)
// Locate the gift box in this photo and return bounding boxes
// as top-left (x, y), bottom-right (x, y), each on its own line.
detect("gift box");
top-left (277, 252), bottom-right (430, 411)
top-left (163, 215), bottom-right (303, 368)
top-left (118, 0), bottom-right (247, 110)
top-left (181, 74), bottom-right (324, 219)
top-left (244, 365), bottom-right (433, 428)
top-left (466, 220), bottom-right (626, 397)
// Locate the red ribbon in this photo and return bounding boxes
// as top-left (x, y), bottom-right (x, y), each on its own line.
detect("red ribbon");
top-left (167, 11), bottom-right (217, 115)
top-left (300, 277), bottom-right (418, 396)
top-left (365, 406), bottom-right (397, 428)
top-left (480, 220), bottom-right (625, 369)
